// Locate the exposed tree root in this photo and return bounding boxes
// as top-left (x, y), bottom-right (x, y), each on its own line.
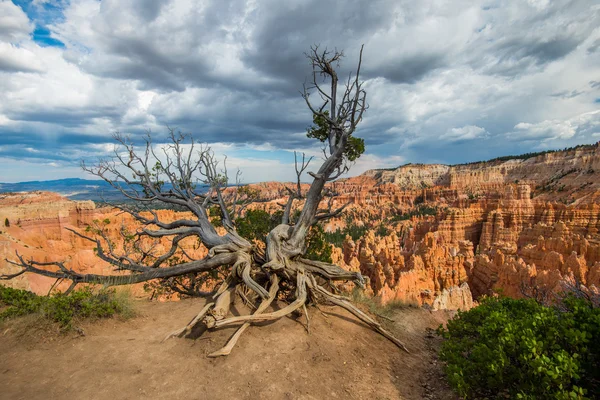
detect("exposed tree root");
top-left (163, 220), bottom-right (409, 356)
top-left (302, 303), bottom-right (310, 334)
top-left (164, 258), bottom-right (410, 356)
top-left (210, 273), bottom-right (307, 329)
top-left (312, 284), bottom-right (410, 353)
top-left (163, 302), bottom-right (215, 342)
top-left (207, 275), bottom-right (280, 357)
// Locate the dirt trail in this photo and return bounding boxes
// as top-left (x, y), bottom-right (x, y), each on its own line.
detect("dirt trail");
top-left (0, 299), bottom-right (456, 400)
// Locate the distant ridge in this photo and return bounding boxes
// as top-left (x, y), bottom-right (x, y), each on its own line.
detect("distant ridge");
top-left (0, 178), bottom-right (211, 202)
top-left (374, 141), bottom-right (600, 172)
top-left (0, 178), bottom-right (119, 201)
top-left (3, 177), bottom-right (101, 185)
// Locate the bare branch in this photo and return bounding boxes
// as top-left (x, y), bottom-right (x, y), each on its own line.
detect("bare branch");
top-left (291, 45), bottom-right (367, 247)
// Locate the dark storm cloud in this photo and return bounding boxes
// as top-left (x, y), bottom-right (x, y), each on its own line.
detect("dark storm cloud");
top-left (148, 90), bottom-right (313, 148)
top-left (84, 37), bottom-right (212, 92)
top-left (51, 0), bottom-right (597, 151)
top-left (550, 90), bottom-right (584, 99)
top-left (81, 0), bottom-right (257, 92)
top-left (484, 36), bottom-right (582, 76)
top-left (375, 53), bottom-right (445, 84)
top-left (240, 0), bottom-right (396, 85)
top-left (0, 129), bottom-right (111, 148)
top-left (1, 0), bottom-right (599, 182)
top-left (7, 107), bottom-right (123, 127)
top-left (134, 0), bottom-right (165, 22)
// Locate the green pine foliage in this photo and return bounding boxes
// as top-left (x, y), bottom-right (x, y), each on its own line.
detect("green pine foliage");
top-left (306, 111), bottom-right (365, 162)
top-left (323, 223), bottom-right (369, 248)
top-left (235, 209), bottom-right (332, 263)
top-left (304, 224), bottom-right (332, 263)
top-left (390, 205), bottom-right (438, 222)
top-left (234, 209), bottom-right (278, 242)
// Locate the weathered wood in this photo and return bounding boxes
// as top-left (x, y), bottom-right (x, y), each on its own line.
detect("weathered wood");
top-left (313, 285), bottom-right (409, 353)
top-left (207, 275), bottom-right (280, 357)
top-left (209, 273), bottom-right (307, 329)
top-left (163, 302), bottom-right (215, 342)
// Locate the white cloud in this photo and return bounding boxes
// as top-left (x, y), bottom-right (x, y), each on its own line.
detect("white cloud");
top-left (513, 121), bottom-right (576, 140)
top-left (441, 125), bottom-right (488, 142)
top-left (0, 0), bottom-right (599, 182)
top-left (510, 110), bottom-right (600, 143)
top-left (0, 42), bottom-right (44, 72)
top-left (0, 1), bottom-right (33, 42)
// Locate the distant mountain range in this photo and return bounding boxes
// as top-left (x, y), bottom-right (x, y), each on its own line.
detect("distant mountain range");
top-left (0, 178), bottom-right (209, 202)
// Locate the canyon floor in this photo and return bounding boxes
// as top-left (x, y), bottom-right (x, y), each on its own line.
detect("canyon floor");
top-left (0, 299), bottom-right (456, 400)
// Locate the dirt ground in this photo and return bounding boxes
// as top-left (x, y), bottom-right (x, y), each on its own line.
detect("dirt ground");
top-left (0, 299), bottom-right (457, 400)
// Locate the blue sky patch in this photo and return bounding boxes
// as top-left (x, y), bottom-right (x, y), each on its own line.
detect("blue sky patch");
top-left (12, 0), bottom-right (66, 47)
top-left (33, 24), bottom-right (65, 47)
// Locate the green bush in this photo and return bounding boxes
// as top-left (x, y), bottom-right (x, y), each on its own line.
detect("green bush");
top-left (304, 224), bottom-right (332, 263)
top-left (390, 205), bottom-right (439, 222)
top-left (234, 209), bottom-right (276, 242)
top-left (236, 209), bottom-right (332, 263)
top-left (0, 286), bottom-right (132, 330)
top-left (323, 223), bottom-right (369, 248)
top-left (437, 296), bottom-right (600, 399)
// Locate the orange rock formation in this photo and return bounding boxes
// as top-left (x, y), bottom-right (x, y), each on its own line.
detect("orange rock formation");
top-left (2, 142), bottom-right (600, 310)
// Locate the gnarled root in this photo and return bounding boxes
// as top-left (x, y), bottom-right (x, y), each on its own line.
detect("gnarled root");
top-left (165, 244), bottom-right (409, 357)
top-left (298, 258), bottom-right (365, 287)
top-left (207, 275), bottom-right (280, 357)
top-left (162, 302), bottom-right (215, 342)
top-left (211, 272), bottom-right (307, 329)
top-left (312, 283), bottom-right (410, 353)
top-left (204, 286), bottom-right (235, 327)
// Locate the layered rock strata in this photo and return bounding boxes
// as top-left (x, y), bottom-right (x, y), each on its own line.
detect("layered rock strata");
top-left (2, 142), bottom-right (599, 309)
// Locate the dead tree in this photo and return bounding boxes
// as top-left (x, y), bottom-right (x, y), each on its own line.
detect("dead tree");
top-left (2, 46), bottom-right (408, 356)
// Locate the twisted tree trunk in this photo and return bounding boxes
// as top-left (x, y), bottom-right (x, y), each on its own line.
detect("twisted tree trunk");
top-left (2, 45), bottom-right (410, 357)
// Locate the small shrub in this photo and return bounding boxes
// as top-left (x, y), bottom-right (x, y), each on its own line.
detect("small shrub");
top-left (390, 205), bottom-right (439, 222)
top-left (323, 223), bottom-right (369, 248)
top-left (304, 224), bottom-right (333, 263)
top-left (0, 286), bottom-right (133, 330)
top-left (235, 209), bottom-right (273, 242)
top-left (4, 218), bottom-right (9, 227)
top-left (437, 296), bottom-right (600, 399)
top-left (375, 223), bottom-right (390, 237)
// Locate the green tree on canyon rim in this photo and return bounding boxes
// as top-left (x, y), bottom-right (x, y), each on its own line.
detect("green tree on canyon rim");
top-left (1, 46), bottom-right (409, 356)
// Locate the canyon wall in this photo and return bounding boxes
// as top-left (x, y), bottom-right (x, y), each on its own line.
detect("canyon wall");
top-left (0, 192), bottom-right (208, 297)
top-left (333, 143), bottom-right (600, 309)
top-left (245, 143), bottom-right (600, 309)
top-left (1, 142), bottom-right (599, 310)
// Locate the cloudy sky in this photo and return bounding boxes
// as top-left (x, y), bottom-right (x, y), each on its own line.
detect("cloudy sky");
top-left (0, 0), bottom-right (599, 183)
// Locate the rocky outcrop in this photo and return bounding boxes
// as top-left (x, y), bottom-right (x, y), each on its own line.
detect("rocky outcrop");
top-left (2, 143), bottom-right (600, 309)
top-left (0, 192), bottom-right (209, 296)
top-left (324, 143), bottom-right (600, 308)
top-left (332, 231), bottom-right (474, 310)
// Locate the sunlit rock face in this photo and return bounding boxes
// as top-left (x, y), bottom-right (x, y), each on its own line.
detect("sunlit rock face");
top-left (246, 143), bottom-right (600, 310)
top-left (2, 143), bottom-right (600, 309)
top-left (0, 191), bottom-right (208, 296)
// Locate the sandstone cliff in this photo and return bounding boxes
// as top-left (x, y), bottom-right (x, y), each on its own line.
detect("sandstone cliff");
top-left (0, 192), bottom-right (208, 296)
top-left (2, 142), bottom-right (599, 310)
